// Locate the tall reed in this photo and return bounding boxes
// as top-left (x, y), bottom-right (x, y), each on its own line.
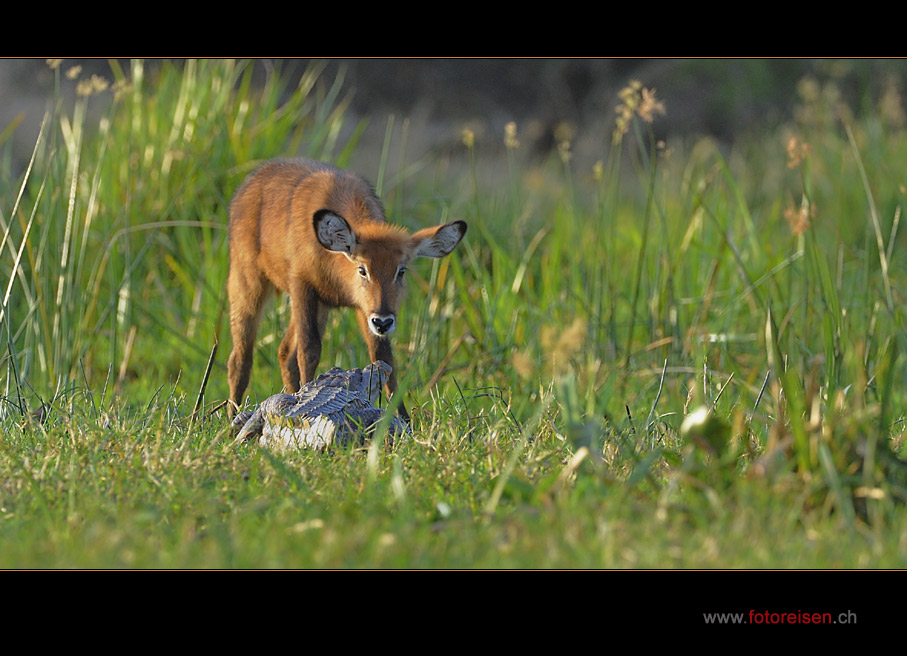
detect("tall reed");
top-left (0, 59), bottom-right (359, 415)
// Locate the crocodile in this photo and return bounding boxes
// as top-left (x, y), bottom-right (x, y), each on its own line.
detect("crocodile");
top-left (231, 361), bottom-right (409, 450)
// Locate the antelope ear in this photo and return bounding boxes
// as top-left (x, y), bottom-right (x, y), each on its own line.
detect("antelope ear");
top-left (412, 220), bottom-right (467, 258)
top-left (314, 210), bottom-right (357, 254)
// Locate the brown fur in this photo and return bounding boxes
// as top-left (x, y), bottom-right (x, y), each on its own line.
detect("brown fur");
top-left (226, 158), bottom-right (466, 421)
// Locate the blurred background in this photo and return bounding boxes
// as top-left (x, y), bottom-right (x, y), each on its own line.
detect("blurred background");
top-left (2, 57), bottom-right (905, 406)
top-left (3, 58), bottom-right (906, 175)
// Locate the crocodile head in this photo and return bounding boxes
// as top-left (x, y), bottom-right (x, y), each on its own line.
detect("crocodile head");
top-left (358, 360), bottom-right (393, 404)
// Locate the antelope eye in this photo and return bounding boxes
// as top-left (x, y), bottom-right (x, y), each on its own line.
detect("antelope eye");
top-left (395, 266), bottom-right (407, 280)
top-left (357, 265), bottom-right (368, 279)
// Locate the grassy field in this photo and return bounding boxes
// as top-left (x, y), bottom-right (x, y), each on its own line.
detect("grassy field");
top-left (1, 59), bottom-right (907, 570)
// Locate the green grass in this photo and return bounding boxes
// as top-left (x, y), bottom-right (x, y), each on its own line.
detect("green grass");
top-left (1, 59), bottom-right (907, 568)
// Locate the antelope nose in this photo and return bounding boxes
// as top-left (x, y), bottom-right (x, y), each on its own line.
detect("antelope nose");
top-left (369, 314), bottom-right (396, 336)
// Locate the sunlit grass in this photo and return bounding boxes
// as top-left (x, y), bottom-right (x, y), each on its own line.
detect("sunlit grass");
top-left (1, 60), bottom-right (906, 568)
